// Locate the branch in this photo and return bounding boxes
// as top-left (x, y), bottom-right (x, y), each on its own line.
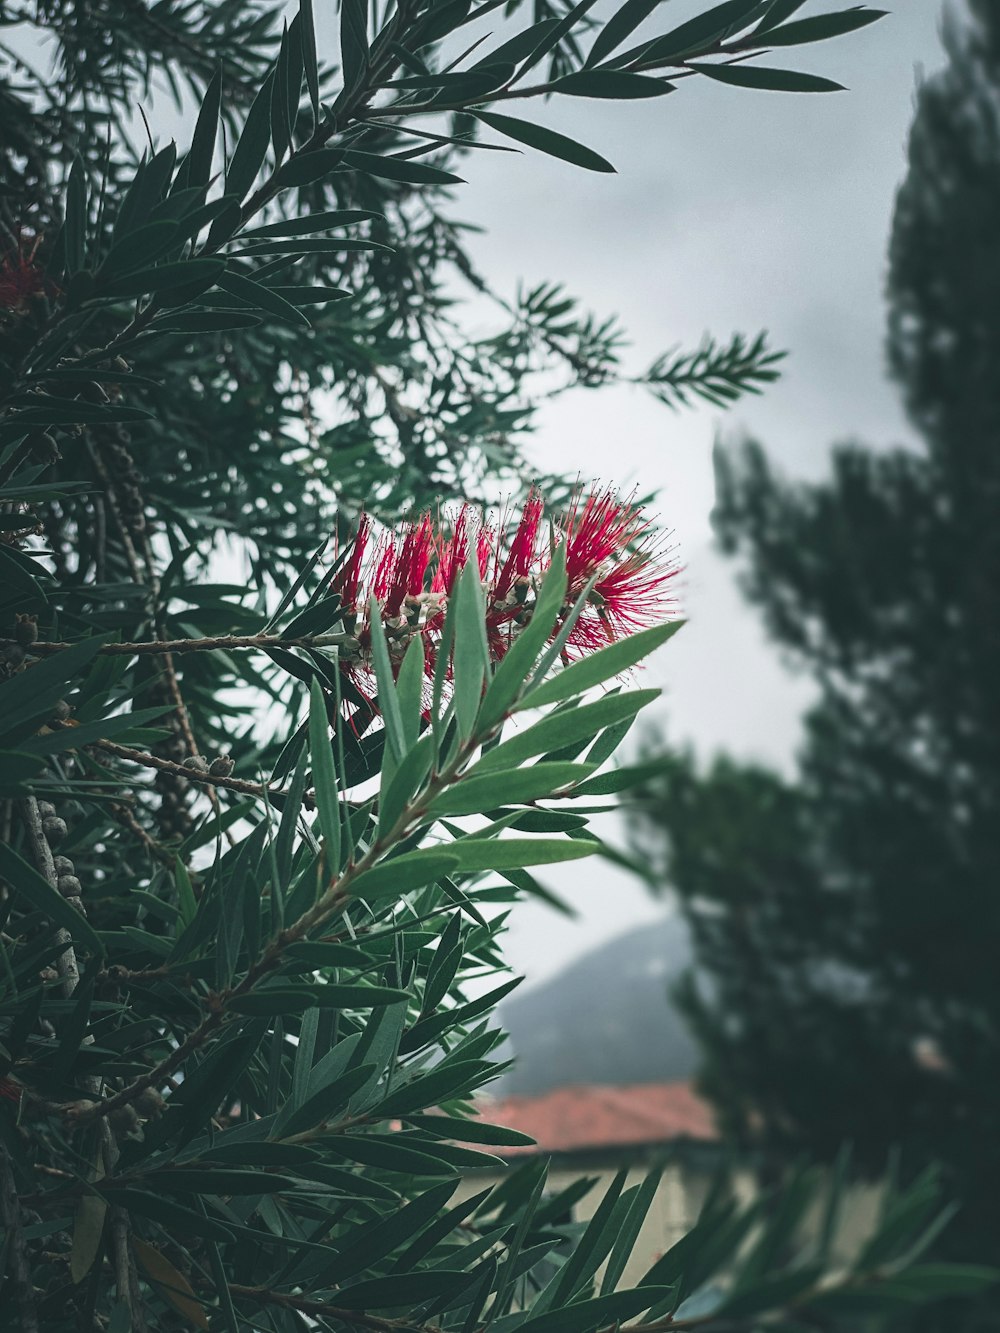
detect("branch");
top-left (23, 631), bottom-right (350, 657)
top-left (93, 737), bottom-right (319, 809)
top-left (18, 795), bottom-right (82, 998)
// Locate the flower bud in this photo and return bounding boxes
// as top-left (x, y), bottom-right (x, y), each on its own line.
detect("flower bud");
top-left (134, 1088), bottom-right (166, 1118)
top-left (42, 816), bottom-right (68, 844)
top-left (109, 1104), bottom-right (142, 1137)
top-left (14, 614), bottom-right (38, 646)
top-left (27, 431), bottom-right (60, 465)
top-left (209, 754), bottom-right (234, 777)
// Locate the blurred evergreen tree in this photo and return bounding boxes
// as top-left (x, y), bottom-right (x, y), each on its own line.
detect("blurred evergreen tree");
top-left (631, 0), bottom-right (1000, 1302)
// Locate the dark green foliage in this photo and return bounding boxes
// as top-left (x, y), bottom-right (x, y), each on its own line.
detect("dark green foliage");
top-left (0, 0), bottom-right (976, 1328)
top-left (630, 2), bottom-right (1000, 1323)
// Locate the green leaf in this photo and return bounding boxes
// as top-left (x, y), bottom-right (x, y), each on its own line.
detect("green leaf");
top-left (20, 705), bottom-right (173, 757)
top-left (0, 842), bottom-right (105, 956)
top-left (377, 1061), bottom-right (504, 1118)
top-left (690, 61), bottom-right (845, 92)
top-left (272, 22), bottom-right (294, 161)
top-left (147, 1168), bottom-right (299, 1195)
top-left (623, 0), bottom-right (766, 64)
top-left (451, 557), bottom-right (488, 740)
top-left (343, 150), bottom-right (464, 185)
top-left (517, 1287), bottom-right (675, 1333)
top-left (553, 70), bottom-right (673, 98)
top-left (216, 269), bottom-right (311, 326)
top-left (429, 763), bottom-right (595, 816)
top-left (174, 859), bottom-right (197, 927)
top-left (349, 852), bottom-right (460, 902)
top-left (318, 1181), bottom-right (458, 1283)
top-left (337, 1271), bottom-right (475, 1308)
top-left (379, 732), bottom-right (436, 836)
top-left (753, 0), bottom-right (809, 32)
top-left (113, 1191), bottom-right (234, 1242)
top-left (63, 157), bottom-right (87, 276)
top-left (405, 1114), bottom-right (535, 1147)
top-left (758, 9), bottom-right (887, 46)
top-left (322, 1133), bottom-right (462, 1175)
top-left (0, 635), bottom-right (108, 744)
top-left (225, 72), bottom-right (275, 201)
top-left (243, 209), bottom-right (380, 238)
top-left (522, 621), bottom-right (683, 709)
top-left (602, 1170), bottom-right (663, 1294)
top-left (232, 238), bottom-right (386, 256)
top-left (228, 983), bottom-right (410, 1014)
top-left (5, 401), bottom-right (152, 426)
top-left (273, 147), bottom-right (345, 188)
top-left (478, 547), bottom-right (567, 730)
top-left (368, 601), bottom-right (407, 763)
top-left (188, 66), bottom-right (222, 185)
top-left (585, 0), bottom-right (662, 67)
top-left (0, 750), bottom-right (46, 796)
top-left (103, 257), bottom-right (226, 299)
top-left (309, 679), bottom-right (342, 873)
top-left (443, 837), bottom-right (596, 873)
top-left (100, 221), bottom-right (183, 276)
top-left (284, 941), bottom-right (372, 969)
top-left (547, 1168), bottom-right (629, 1306)
top-left (395, 632), bottom-right (427, 750)
top-left (474, 112), bottom-right (615, 173)
top-left (517, 0), bottom-right (604, 74)
top-left (301, 0), bottom-right (320, 119)
top-left (477, 19), bottom-right (561, 67)
top-left (70, 1191), bottom-right (108, 1284)
top-left (270, 285), bottom-right (352, 305)
top-left (880, 1265), bottom-right (1000, 1298)
top-left (153, 311), bottom-right (263, 332)
top-left (479, 691), bottom-right (660, 772)
top-left (340, 0), bottom-right (371, 96)
top-left (571, 759), bottom-right (670, 796)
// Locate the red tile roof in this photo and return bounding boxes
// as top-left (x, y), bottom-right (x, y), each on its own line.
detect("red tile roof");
top-left (478, 1081), bottom-right (717, 1156)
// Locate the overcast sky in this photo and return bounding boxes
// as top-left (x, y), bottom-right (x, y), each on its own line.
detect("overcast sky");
top-left (451, 1), bottom-right (949, 987)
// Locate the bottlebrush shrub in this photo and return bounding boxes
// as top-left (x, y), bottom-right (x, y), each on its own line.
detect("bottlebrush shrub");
top-left (0, 0), bottom-right (988, 1329)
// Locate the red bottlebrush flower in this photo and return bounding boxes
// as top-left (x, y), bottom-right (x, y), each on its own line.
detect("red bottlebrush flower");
top-left (433, 504), bottom-right (475, 596)
top-left (556, 488), bottom-right (677, 653)
top-left (329, 511), bottom-right (372, 624)
top-left (491, 488), bottom-right (544, 603)
top-left (0, 234), bottom-right (50, 313)
top-left (322, 487), bottom-right (677, 724)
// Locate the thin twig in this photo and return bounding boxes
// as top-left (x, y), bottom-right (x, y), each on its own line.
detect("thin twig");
top-left (228, 1283), bottom-right (444, 1331)
top-left (0, 1147), bottom-right (40, 1333)
top-left (24, 631), bottom-right (349, 656)
top-left (93, 737), bottom-right (318, 808)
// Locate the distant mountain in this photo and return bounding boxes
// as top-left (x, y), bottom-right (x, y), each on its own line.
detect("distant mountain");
top-left (495, 916), bottom-right (699, 1096)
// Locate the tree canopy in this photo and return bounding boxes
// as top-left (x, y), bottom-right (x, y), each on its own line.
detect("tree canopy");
top-left (3, 0), bottom-right (989, 1329)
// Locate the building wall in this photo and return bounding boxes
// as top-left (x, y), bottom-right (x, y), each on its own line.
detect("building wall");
top-left (455, 1154), bottom-right (884, 1289)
